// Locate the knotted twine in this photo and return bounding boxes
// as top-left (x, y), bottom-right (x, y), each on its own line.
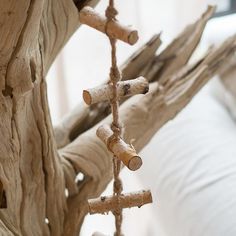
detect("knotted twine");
top-left (105, 1), bottom-right (123, 235)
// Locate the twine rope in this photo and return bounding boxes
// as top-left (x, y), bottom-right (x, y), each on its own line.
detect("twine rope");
top-left (105, 1), bottom-right (123, 235)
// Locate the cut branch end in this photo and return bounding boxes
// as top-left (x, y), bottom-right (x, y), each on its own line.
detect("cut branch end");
top-left (79, 6), bottom-right (139, 45)
top-left (96, 125), bottom-right (143, 171)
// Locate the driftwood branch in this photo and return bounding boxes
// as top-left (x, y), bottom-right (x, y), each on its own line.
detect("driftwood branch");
top-left (0, 1), bottom-right (100, 235)
top-left (153, 5), bottom-right (216, 84)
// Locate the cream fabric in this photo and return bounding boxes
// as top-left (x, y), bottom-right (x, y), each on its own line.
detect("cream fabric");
top-left (137, 78), bottom-right (236, 236)
top-left (82, 78), bottom-right (236, 236)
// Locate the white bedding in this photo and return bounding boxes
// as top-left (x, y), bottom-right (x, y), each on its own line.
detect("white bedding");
top-left (82, 78), bottom-right (236, 236)
top-left (137, 78), bottom-right (236, 236)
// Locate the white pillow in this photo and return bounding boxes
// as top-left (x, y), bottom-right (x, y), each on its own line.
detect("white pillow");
top-left (137, 78), bottom-right (236, 236)
top-left (210, 76), bottom-right (236, 120)
top-left (82, 77), bottom-right (236, 236)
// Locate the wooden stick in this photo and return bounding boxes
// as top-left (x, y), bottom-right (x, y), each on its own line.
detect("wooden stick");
top-left (83, 76), bottom-right (149, 105)
top-left (96, 124), bottom-right (142, 171)
top-left (88, 190), bottom-right (152, 215)
top-left (79, 6), bottom-right (139, 45)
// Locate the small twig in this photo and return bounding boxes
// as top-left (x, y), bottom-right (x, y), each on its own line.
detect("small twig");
top-left (88, 190), bottom-right (152, 215)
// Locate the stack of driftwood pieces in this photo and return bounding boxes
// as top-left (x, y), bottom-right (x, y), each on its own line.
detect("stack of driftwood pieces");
top-left (55, 5), bottom-right (236, 235)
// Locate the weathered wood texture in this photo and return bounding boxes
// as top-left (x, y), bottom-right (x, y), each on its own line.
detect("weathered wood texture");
top-left (0, 2), bottom-right (236, 236)
top-left (0, 1), bottom-right (99, 235)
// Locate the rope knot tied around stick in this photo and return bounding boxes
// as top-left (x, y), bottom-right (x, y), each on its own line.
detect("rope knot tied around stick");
top-left (110, 67), bottom-right (121, 82)
top-left (105, 5), bottom-right (118, 20)
top-left (97, 124), bottom-right (143, 171)
top-left (111, 123), bottom-right (121, 137)
top-left (113, 177), bottom-right (123, 194)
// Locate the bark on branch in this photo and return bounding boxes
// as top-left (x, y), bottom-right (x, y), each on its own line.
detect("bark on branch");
top-left (88, 190), bottom-right (152, 214)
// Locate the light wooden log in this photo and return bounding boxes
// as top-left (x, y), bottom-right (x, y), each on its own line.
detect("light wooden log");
top-left (83, 76), bottom-right (149, 105)
top-left (88, 190), bottom-right (152, 214)
top-left (96, 125), bottom-right (142, 171)
top-left (79, 6), bottom-right (139, 45)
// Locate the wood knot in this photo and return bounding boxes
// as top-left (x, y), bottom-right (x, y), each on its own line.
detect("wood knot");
top-left (101, 196), bottom-right (106, 202)
top-left (0, 180), bottom-right (7, 208)
top-left (142, 86), bottom-right (149, 94)
top-left (123, 83), bottom-right (131, 96)
top-left (2, 85), bottom-right (13, 98)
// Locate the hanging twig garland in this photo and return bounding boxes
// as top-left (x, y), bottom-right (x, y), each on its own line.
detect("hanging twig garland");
top-left (80, 1), bottom-right (153, 235)
top-left (105, 2), bottom-right (124, 234)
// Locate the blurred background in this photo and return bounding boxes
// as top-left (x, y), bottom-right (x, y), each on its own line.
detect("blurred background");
top-left (46, 0), bottom-right (236, 235)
